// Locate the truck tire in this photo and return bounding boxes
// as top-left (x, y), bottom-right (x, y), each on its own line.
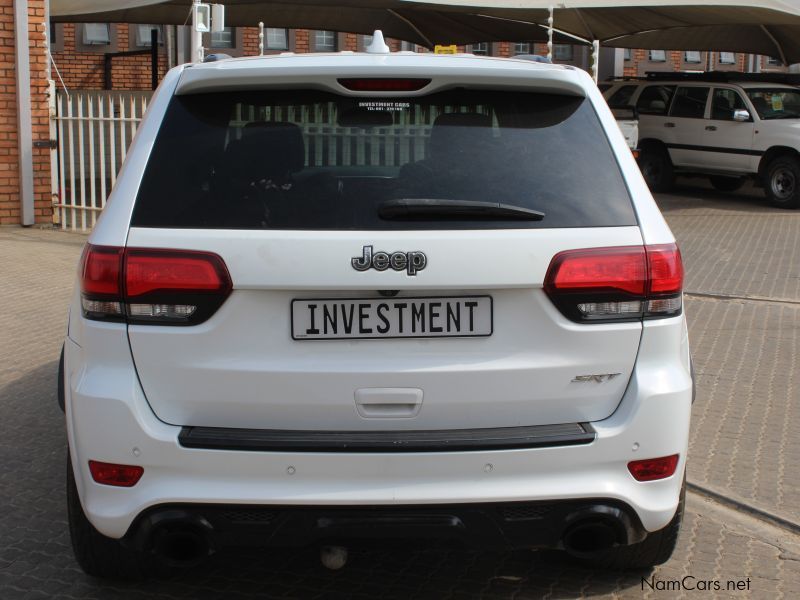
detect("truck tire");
top-left (577, 478), bottom-right (684, 570)
top-left (639, 146), bottom-right (675, 192)
top-left (764, 155), bottom-right (800, 208)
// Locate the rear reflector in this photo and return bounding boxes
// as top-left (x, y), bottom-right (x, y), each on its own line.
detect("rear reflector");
top-left (88, 460), bottom-right (144, 487)
top-left (79, 245), bottom-right (232, 325)
top-left (544, 243), bottom-right (683, 322)
top-left (337, 78), bottom-right (431, 91)
top-left (627, 454), bottom-right (680, 481)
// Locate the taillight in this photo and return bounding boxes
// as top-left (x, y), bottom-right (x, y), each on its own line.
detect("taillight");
top-left (79, 244), bottom-right (232, 325)
top-left (337, 78), bottom-right (431, 91)
top-left (80, 245), bottom-right (124, 321)
top-left (89, 460), bottom-right (144, 487)
top-left (628, 454), bottom-right (680, 482)
top-left (544, 243), bottom-right (683, 322)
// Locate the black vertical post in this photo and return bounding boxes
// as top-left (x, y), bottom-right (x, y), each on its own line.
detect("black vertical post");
top-left (104, 54), bottom-right (112, 90)
top-left (151, 28), bottom-right (159, 90)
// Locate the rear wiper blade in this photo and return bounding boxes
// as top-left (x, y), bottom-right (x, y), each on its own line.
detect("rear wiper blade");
top-left (379, 199), bottom-right (545, 221)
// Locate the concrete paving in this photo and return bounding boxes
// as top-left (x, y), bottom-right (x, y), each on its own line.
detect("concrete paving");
top-left (1, 183), bottom-right (799, 598)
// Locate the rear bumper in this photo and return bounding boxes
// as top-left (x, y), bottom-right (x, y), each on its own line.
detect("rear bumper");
top-left (64, 316), bottom-right (692, 540)
top-left (123, 499), bottom-right (647, 552)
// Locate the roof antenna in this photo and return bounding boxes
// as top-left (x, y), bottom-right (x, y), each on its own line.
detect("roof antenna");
top-left (365, 30), bottom-right (391, 54)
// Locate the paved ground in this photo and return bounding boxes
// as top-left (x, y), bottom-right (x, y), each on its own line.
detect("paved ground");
top-left (1, 181), bottom-right (799, 599)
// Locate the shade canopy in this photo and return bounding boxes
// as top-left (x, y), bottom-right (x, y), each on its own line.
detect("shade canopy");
top-left (50, 0), bottom-right (800, 60)
top-left (49, 0), bottom-right (564, 47)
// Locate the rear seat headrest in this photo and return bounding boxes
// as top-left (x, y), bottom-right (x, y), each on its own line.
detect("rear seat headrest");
top-left (429, 112), bottom-right (494, 161)
top-left (228, 121), bottom-right (305, 179)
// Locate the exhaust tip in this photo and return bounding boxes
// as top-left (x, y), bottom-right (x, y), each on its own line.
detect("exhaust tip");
top-left (562, 519), bottom-right (619, 556)
top-left (151, 525), bottom-right (213, 568)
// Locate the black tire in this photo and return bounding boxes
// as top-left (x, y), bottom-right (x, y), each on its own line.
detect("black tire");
top-left (764, 155), bottom-right (800, 208)
top-left (57, 344), bottom-right (65, 413)
top-left (709, 176), bottom-right (745, 193)
top-left (639, 145), bottom-right (675, 192)
top-left (578, 479), bottom-right (685, 570)
top-left (67, 456), bottom-right (152, 580)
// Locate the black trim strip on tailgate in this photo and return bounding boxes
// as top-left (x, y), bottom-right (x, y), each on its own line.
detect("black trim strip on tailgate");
top-left (178, 423), bottom-right (596, 453)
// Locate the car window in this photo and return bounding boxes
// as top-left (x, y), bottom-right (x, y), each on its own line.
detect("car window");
top-left (745, 88), bottom-right (800, 120)
top-left (635, 85), bottom-right (675, 115)
top-left (607, 85), bottom-right (638, 107)
top-left (669, 87), bottom-right (710, 119)
top-left (711, 89), bottom-right (748, 121)
top-left (131, 89), bottom-right (636, 230)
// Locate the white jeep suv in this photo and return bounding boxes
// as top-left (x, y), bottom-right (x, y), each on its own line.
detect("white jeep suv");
top-left (604, 75), bottom-right (800, 208)
top-left (61, 47), bottom-right (692, 579)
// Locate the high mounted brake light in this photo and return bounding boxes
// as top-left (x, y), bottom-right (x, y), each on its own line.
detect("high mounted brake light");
top-left (79, 245), bottom-right (232, 325)
top-left (337, 78), bottom-right (431, 92)
top-left (544, 243), bottom-right (683, 323)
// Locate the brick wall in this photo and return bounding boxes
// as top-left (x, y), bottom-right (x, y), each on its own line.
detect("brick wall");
top-left (0, 0), bottom-right (50, 225)
top-left (52, 24), bottom-right (168, 91)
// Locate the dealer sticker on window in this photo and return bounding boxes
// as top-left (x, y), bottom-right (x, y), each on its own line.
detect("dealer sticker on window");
top-left (291, 296), bottom-right (492, 340)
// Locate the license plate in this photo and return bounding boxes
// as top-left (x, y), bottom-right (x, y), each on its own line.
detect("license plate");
top-left (291, 296), bottom-right (492, 340)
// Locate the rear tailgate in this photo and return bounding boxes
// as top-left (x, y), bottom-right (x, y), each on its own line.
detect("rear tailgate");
top-left (126, 227), bottom-right (643, 429)
top-left (123, 74), bottom-right (644, 431)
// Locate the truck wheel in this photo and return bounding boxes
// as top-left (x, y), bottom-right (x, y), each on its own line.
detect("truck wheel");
top-left (709, 176), bottom-right (745, 193)
top-left (639, 146), bottom-right (674, 192)
top-left (576, 478), bottom-right (684, 570)
top-left (67, 456), bottom-right (151, 580)
top-left (765, 155), bottom-right (800, 208)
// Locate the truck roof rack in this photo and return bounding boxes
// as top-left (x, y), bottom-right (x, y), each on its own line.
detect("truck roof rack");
top-left (643, 71), bottom-right (800, 85)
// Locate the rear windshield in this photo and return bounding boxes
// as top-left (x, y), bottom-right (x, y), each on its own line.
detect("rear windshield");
top-left (131, 89), bottom-right (636, 230)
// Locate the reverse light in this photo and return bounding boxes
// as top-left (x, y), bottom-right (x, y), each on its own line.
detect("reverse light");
top-left (544, 243), bottom-right (683, 322)
top-left (88, 460), bottom-right (144, 487)
top-left (79, 245), bottom-right (232, 325)
top-left (627, 454), bottom-right (680, 482)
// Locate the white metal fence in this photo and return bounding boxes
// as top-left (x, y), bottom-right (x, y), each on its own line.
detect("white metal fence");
top-left (53, 90), bottom-right (152, 231)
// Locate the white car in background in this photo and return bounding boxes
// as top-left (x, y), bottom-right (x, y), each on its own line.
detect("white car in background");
top-left (604, 74), bottom-right (800, 208)
top-left (60, 45), bottom-right (692, 579)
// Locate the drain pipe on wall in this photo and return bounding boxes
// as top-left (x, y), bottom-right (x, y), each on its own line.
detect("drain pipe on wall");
top-left (14, 0), bottom-right (35, 226)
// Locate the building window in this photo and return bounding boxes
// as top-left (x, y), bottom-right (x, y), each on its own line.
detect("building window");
top-left (684, 50), bottom-right (702, 63)
top-left (266, 28), bottom-right (288, 50)
top-left (49, 22), bottom-right (57, 47)
top-left (210, 27), bottom-right (235, 48)
top-left (400, 41), bottom-right (417, 52)
top-left (624, 48), bottom-right (632, 61)
top-left (766, 56), bottom-right (782, 66)
top-left (314, 30), bottom-right (336, 52)
top-left (649, 50), bottom-right (666, 62)
top-left (553, 44), bottom-right (573, 61)
top-left (719, 52), bottom-right (736, 64)
top-left (469, 42), bottom-right (489, 56)
top-left (514, 42), bottom-right (531, 55)
top-left (83, 23), bottom-right (111, 46)
top-left (135, 25), bottom-right (162, 47)
top-left (360, 34), bottom-right (373, 51)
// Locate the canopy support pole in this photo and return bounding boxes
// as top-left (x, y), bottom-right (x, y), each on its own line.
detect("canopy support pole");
top-left (760, 25), bottom-right (787, 66)
top-left (259, 22), bottom-right (264, 56)
top-left (191, 0), bottom-right (203, 63)
top-left (592, 39), bottom-right (600, 83)
top-left (547, 6), bottom-right (553, 61)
